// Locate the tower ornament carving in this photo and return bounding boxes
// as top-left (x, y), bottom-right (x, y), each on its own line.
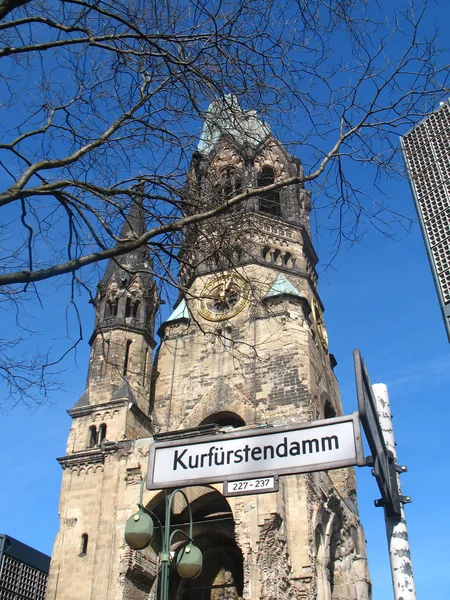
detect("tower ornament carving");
top-left (211, 143), bottom-right (244, 171)
top-left (312, 297), bottom-right (328, 351)
top-left (254, 146), bottom-right (288, 179)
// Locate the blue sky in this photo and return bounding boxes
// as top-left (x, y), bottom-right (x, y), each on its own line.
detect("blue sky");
top-left (1, 1), bottom-right (450, 598)
top-left (320, 211), bottom-right (450, 599)
top-left (1, 157), bottom-right (449, 598)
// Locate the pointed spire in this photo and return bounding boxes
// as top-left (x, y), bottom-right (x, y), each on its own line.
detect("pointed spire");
top-left (91, 180), bottom-right (157, 346)
top-left (100, 182), bottom-right (151, 288)
top-left (118, 181), bottom-right (146, 240)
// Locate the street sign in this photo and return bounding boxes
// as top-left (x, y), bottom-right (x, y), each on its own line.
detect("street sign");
top-left (353, 349), bottom-right (401, 517)
top-left (147, 413), bottom-right (364, 490)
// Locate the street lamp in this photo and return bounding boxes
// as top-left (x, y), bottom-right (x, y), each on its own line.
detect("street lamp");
top-left (125, 481), bottom-right (203, 600)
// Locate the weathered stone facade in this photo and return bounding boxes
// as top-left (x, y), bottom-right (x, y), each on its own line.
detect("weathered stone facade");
top-left (47, 99), bottom-right (371, 600)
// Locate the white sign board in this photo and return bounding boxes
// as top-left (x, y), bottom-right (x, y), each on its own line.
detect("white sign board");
top-left (147, 413), bottom-right (364, 490)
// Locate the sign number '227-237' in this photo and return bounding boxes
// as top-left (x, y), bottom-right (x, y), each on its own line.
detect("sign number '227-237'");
top-left (223, 476), bottom-right (278, 497)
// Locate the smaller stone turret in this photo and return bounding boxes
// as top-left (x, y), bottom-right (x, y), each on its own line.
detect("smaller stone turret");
top-left (93, 192), bottom-right (155, 342)
top-left (87, 189), bottom-right (157, 409)
top-left (65, 188), bottom-right (157, 455)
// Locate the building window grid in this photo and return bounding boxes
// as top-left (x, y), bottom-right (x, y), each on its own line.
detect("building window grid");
top-left (432, 242), bottom-right (450, 270)
top-left (427, 211), bottom-right (450, 247)
top-left (0, 555), bottom-right (47, 600)
top-left (403, 108), bottom-right (450, 304)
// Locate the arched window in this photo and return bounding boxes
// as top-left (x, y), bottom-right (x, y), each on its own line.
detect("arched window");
top-left (98, 423), bottom-right (107, 444)
top-left (105, 298), bottom-right (118, 318)
top-left (200, 412), bottom-right (245, 428)
top-left (125, 297), bottom-right (132, 318)
top-left (126, 297), bottom-right (141, 319)
top-left (283, 252), bottom-right (295, 268)
top-left (147, 489), bottom-right (243, 600)
top-left (324, 400), bottom-right (336, 419)
top-left (273, 248), bottom-right (283, 265)
top-left (262, 245), bottom-right (272, 262)
top-left (132, 299), bottom-right (140, 318)
top-left (216, 168), bottom-right (242, 207)
top-left (328, 519), bottom-right (341, 595)
top-left (258, 166), bottom-right (281, 216)
top-left (88, 425), bottom-right (97, 448)
top-left (80, 533), bottom-right (88, 557)
top-left (142, 347), bottom-right (149, 386)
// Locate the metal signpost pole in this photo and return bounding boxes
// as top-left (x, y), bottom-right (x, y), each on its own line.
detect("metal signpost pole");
top-left (372, 384), bottom-right (416, 600)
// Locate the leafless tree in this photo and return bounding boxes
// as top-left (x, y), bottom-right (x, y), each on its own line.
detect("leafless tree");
top-left (0, 0), bottom-right (448, 406)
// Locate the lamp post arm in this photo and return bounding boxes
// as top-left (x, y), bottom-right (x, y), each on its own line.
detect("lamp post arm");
top-left (168, 528), bottom-right (193, 548)
top-left (139, 475), bottom-right (146, 506)
top-left (165, 489), bottom-right (195, 540)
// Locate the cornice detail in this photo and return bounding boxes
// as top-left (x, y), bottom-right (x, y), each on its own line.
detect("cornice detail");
top-left (67, 398), bottom-right (128, 418)
top-left (57, 440), bottom-right (124, 471)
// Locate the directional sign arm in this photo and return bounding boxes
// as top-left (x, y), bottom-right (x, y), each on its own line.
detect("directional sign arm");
top-left (353, 349), bottom-right (402, 518)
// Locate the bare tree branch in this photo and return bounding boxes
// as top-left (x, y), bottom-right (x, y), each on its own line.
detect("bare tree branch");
top-left (0, 0), bottom-right (448, 406)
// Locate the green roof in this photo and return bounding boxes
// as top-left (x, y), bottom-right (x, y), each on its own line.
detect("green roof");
top-left (166, 299), bottom-right (190, 322)
top-left (198, 95), bottom-right (271, 155)
top-left (266, 274), bottom-right (302, 298)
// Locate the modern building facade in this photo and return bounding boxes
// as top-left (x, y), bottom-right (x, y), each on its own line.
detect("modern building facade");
top-left (401, 100), bottom-right (450, 341)
top-left (0, 534), bottom-right (50, 600)
top-left (47, 99), bottom-right (371, 599)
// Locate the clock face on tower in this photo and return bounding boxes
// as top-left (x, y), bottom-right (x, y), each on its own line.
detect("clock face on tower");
top-left (199, 274), bottom-right (250, 321)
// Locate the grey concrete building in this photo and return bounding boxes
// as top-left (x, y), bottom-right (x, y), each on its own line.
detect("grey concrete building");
top-left (401, 100), bottom-right (450, 340)
top-left (0, 534), bottom-right (50, 600)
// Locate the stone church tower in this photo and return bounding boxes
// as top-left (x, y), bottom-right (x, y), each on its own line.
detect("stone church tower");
top-left (47, 98), bottom-right (371, 600)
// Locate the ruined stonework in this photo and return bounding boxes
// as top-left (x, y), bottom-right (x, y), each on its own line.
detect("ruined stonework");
top-left (47, 98), bottom-right (371, 600)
